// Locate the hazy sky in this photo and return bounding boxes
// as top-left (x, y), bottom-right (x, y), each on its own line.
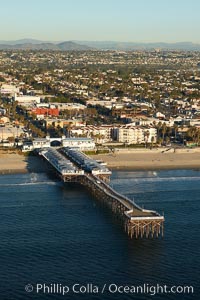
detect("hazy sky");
top-left (0, 0), bottom-right (199, 42)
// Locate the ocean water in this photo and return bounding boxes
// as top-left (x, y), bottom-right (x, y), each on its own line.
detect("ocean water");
top-left (0, 170), bottom-right (199, 300)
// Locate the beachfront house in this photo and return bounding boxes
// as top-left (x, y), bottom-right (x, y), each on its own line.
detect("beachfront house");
top-left (32, 138), bottom-right (51, 149)
top-left (62, 138), bottom-right (96, 150)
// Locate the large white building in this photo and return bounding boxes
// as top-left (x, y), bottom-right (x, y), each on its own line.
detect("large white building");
top-left (23, 137), bottom-right (96, 151)
top-left (116, 126), bottom-right (157, 144)
top-left (0, 84), bottom-right (19, 95)
top-left (70, 125), bottom-right (157, 145)
top-left (47, 102), bottom-right (86, 111)
top-left (32, 138), bottom-right (51, 149)
top-left (14, 94), bottom-right (40, 105)
top-left (86, 100), bottom-right (124, 109)
top-left (62, 138), bottom-right (95, 150)
top-left (70, 125), bottom-right (113, 143)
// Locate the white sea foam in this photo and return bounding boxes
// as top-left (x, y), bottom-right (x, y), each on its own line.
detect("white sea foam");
top-left (0, 181), bottom-right (60, 187)
top-left (112, 176), bottom-right (200, 184)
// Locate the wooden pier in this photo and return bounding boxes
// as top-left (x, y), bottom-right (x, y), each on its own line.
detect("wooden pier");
top-left (79, 174), bottom-right (164, 238)
top-left (39, 148), bottom-right (164, 239)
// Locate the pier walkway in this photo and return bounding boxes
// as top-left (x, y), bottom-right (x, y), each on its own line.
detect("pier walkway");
top-left (39, 147), bottom-right (164, 238)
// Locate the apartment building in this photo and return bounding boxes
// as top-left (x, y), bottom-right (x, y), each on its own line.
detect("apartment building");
top-left (0, 84), bottom-right (19, 95)
top-left (116, 126), bottom-right (157, 144)
top-left (14, 94), bottom-right (41, 104)
top-left (70, 125), bottom-right (113, 143)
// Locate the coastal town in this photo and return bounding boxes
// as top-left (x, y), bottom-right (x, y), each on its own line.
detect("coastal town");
top-left (0, 49), bottom-right (200, 153)
top-left (1, 1), bottom-right (200, 298)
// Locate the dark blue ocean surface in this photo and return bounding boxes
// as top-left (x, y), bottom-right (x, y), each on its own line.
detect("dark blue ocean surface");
top-left (0, 170), bottom-right (199, 299)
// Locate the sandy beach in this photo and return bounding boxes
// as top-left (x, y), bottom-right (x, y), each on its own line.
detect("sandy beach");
top-left (1, 148), bottom-right (200, 174)
top-left (0, 150), bottom-right (48, 174)
top-left (90, 148), bottom-right (200, 170)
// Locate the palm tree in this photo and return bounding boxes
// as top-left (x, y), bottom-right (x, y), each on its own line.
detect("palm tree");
top-left (187, 126), bottom-right (196, 143)
top-left (151, 136), bottom-right (155, 148)
top-left (166, 126), bottom-right (172, 141)
top-left (173, 124), bottom-right (178, 141)
top-left (161, 123), bottom-right (167, 143)
top-left (195, 129), bottom-right (200, 146)
top-left (144, 130), bottom-right (150, 148)
top-left (156, 121), bottom-right (162, 140)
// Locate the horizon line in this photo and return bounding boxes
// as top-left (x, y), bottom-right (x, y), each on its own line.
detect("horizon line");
top-left (0, 38), bottom-right (200, 44)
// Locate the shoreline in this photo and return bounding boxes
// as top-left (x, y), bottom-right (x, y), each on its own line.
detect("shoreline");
top-left (0, 169), bottom-right (29, 175)
top-left (1, 165), bottom-right (200, 175)
top-left (1, 149), bottom-right (200, 174)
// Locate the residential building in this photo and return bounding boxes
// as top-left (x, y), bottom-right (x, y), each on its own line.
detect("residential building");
top-left (70, 125), bottom-right (113, 143)
top-left (14, 94), bottom-right (41, 104)
top-left (116, 126), bottom-right (157, 144)
top-left (32, 138), bottom-right (51, 149)
top-left (32, 108), bottom-right (59, 119)
top-left (45, 118), bottom-right (86, 128)
top-left (62, 138), bottom-right (95, 150)
top-left (0, 84), bottom-right (19, 95)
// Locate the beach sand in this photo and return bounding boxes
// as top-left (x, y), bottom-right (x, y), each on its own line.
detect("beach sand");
top-left (0, 150), bottom-right (48, 174)
top-left (90, 148), bottom-right (200, 170)
top-left (1, 148), bottom-right (200, 174)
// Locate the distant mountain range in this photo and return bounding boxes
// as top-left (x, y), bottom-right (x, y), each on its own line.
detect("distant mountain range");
top-left (0, 39), bottom-right (200, 51)
top-left (0, 40), bottom-right (93, 51)
top-left (75, 41), bottom-right (200, 51)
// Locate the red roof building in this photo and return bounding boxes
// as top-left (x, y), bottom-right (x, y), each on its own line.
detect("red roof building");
top-left (32, 108), bottom-right (59, 117)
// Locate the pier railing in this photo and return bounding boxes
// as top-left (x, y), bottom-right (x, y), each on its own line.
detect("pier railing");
top-left (80, 174), bottom-right (164, 238)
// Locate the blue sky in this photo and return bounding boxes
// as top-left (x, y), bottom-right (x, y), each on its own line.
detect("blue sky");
top-left (0, 0), bottom-right (199, 42)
